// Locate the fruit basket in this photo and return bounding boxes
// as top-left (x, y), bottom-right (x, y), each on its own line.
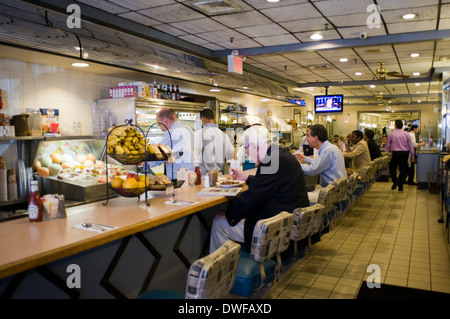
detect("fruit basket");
top-left (106, 122), bottom-right (146, 165)
top-left (108, 184), bottom-right (147, 197)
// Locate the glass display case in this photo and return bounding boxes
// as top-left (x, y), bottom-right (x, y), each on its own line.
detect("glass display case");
top-left (33, 137), bottom-right (117, 203)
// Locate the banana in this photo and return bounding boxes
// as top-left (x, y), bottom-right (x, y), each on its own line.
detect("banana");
top-left (115, 144), bottom-right (125, 154)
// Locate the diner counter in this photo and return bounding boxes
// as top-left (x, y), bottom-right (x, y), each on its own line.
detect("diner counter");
top-left (0, 184), bottom-right (231, 280)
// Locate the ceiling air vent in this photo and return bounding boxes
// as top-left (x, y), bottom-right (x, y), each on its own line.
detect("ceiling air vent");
top-left (186, 0), bottom-right (242, 15)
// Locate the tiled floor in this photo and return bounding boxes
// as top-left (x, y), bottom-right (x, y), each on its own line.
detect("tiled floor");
top-left (270, 181), bottom-right (450, 299)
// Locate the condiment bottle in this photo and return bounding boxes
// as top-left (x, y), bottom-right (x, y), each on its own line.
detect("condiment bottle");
top-left (195, 166), bottom-right (202, 185)
top-left (28, 180), bottom-right (43, 222)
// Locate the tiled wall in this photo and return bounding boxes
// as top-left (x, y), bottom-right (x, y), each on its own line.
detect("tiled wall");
top-left (0, 58), bottom-right (128, 169)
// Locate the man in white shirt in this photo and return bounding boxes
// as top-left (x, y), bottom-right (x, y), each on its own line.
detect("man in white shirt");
top-left (194, 109), bottom-right (234, 175)
top-left (295, 124), bottom-right (347, 187)
top-left (151, 108), bottom-right (195, 180)
top-left (407, 124), bottom-right (426, 185)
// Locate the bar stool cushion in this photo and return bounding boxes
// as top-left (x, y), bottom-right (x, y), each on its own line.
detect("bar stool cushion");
top-left (230, 251), bottom-right (277, 297)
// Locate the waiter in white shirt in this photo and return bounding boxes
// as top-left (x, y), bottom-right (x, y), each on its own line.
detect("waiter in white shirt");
top-left (194, 108), bottom-right (234, 175)
top-left (148, 108), bottom-right (195, 180)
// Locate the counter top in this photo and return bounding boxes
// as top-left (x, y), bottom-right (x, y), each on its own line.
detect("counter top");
top-left (0, 184), bottom-right (235, 280)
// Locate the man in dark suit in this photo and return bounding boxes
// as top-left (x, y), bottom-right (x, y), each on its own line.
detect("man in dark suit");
top-left (364, 129), bottom-right (382, 160)
top-left (209, 125), bottom-right (310, 253)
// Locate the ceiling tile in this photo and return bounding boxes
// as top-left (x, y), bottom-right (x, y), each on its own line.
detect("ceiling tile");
top-left (244, 0), bottom-right (309, 10)
top-left (280, 17), bottom-right (330, 33)
top-left (293, 29), bottom-right (341, 42)
top-left (260, 3), bottom-right (322, 22)
top-left (152, 24), bottom-right (187, 37)
top-left (236, 23), bottom-right (288, 37)
top-left (212, 11), bottom-right (272, 28)
top-left (170, 18), bottom-right (227, 34)
top-left (381, 6), bottom-right (438, 23)
top-left (387, 20), bottom-right (437, 33)
top-left (313, 0), bottom-right (374, 16)
top-left (377, 0), bottom-right (439, 10)
top-left (253, 34), bottom-right (299, 46)
top-left (139, 3), bottom-right (204, 23)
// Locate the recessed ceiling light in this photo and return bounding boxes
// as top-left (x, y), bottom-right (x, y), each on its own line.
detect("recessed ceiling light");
top-left (261, 98), bottom-right (270, 102)
top-left (355, 72), bottom-right (362, 76)
top-left (339, 58), bottom-right (348, 62)
top-left (310, 33), bottom-right (323, 40)
top-left (413, 72), bottom-right (420, 76)
top-left (209, 88), bottom-right (221, 92)
top-left (266, 0), bottom-right (279, 2)
top-left (370, 84), bottom-right (376, 88)
top-left (402, 13), bottom-right (416, 20)
top-left (71, 62), bottom-right (90, 68)
top-left (410, 52), bottom-right (420, 58)
top-left (243, 86), bottom-right (248, 89)
top-left (415, 83), bottom-right (420, 86)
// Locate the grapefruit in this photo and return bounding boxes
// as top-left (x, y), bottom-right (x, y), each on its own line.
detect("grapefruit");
top-left (111, 177), bottom-right (124, 188)
top-left (122, 178), bottom-right (138, 189)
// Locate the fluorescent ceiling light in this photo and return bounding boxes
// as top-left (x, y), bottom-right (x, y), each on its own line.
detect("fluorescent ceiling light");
top-left (310, 33), bottom-right (323, 40)
top-left (413, 72), bottom-right (420, 76)
top-left (410, 52), bottom-right (420, 58)
top-left (71, 62), bottom-right (90, 68)
top-left (209, 88), bottom-right (221, 92)
top-left (355, 72), bottom-right (362, 76)
top-left (370, 84), bottom-right (376, 88)
top-left (402, 13), bottom-right (416, 20)
top-left (339, 58), bottom-right (348, 62)
top-left (261, 98), bottom-right (270, 102)
top-left (267, 0), bottom-right (279, 2)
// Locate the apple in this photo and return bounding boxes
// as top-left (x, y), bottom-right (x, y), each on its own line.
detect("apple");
top-left (127, 173), bottom-right (139, 181)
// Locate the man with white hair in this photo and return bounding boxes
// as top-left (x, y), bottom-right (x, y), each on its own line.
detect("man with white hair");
top-left (209, 125), bottom-right (310, 253)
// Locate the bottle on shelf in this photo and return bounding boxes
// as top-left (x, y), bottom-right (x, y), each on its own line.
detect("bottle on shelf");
top-left (195, 166), bottom-right (202, 185)
top-left (28, 180), bottom-right (43, 222)
top-left (166, 84), bottom-right (171, 99)
top-left (157, 84), bottom-right (163, 99)
top-left (170, 85), bottom-right (175, 100)
top-left (161, 85), bottom-right (167, 99)
top-left (175, 85), bottom-right (180, 100)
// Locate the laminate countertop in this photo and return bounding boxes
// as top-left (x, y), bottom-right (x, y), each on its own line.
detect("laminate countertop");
top-left (0, 184), bottom-right (235, 280)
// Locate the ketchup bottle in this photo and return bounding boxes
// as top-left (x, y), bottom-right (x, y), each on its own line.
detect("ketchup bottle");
top-left (195, 166), bottom-right (202, 185)
top-left (28, 181), bottom-right (43, 222)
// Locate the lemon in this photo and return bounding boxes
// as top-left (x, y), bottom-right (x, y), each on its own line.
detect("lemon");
top-left (138, 175), bottom-right (150, 187)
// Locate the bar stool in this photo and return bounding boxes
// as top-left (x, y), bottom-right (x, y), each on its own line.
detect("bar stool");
top-left (332, 177), bottom-right (348, 222)
top-left (137, 240), bottom-right (241, 299)
top-left (230, 211), bottom-right (293, 298)
top-left (318, 184), bottom-right (336, 231)
top-left (290, 203), bottom-right (325, 260)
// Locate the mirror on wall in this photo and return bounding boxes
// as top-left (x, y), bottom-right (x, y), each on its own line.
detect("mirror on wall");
top-left (358, 111), bottom-right (421, 137)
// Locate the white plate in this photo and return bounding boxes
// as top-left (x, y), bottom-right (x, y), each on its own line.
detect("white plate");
top-left (216, 180), bottom-right (245, 188)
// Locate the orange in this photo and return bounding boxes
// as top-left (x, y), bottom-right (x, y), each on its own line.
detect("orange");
top-left (137, 181), bottom-right (145, 188)
top-left (111, 177), bottom-right (124, 188)
top-left (122, 178), bottom-right (138, 189)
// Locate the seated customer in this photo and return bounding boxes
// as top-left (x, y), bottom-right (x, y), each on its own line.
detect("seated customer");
top-left (209, 125), bottom-right (310, 253)
top-left (295, 124), bottom-right (347, 187)
top-left (364, 129), bottom-right (382, 160)
top-left (343, 130), bottom-right (371, 174)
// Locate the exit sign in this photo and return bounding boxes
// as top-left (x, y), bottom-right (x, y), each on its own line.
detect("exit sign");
top-left (228, 55), bottom-right (243, 74)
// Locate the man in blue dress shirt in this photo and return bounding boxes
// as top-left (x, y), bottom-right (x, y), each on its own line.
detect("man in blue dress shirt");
top-left (295, 124), bottom-right (347, 187)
